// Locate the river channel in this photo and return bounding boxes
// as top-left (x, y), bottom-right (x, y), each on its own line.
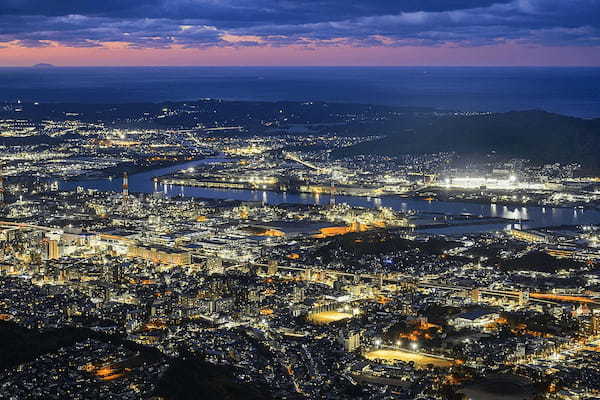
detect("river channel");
top-left (60, 158), bottom-right (600, 234)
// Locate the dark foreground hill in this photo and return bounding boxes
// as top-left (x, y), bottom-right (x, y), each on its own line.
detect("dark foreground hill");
top-left (334, 110), bottom-right (600, 167)
top-left (0, 321), bottom-right (272, 400)
top-left (154, 354), bottom-right (272, 400)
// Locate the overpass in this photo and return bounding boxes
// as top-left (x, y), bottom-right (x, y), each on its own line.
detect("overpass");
top-left (0, 221), bottom-right (57, 232)
top-left (253, 262), bottom-right (599, 305)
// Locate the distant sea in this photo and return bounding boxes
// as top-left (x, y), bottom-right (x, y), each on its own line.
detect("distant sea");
top-left (1, 67), bottom-right (599, 118)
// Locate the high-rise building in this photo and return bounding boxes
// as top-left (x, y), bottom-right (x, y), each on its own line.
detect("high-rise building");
top-left (48, 240), bottom-right (60, 260)
top-left (103, 262), bottom-right (122, 284)
top-left (267, 260), bottom-right (278, 275)
top-left (593, 309), bottom-right (600, 335)
top-left (293, 286), bottom-right (306, 303)
top-left (122, 172), bottom-right (129, 200)
top-left (582, 308), bottom-right (600, 336)
top-left (42, 239), bottom-right (60, 260)
top-left (339, 330), bottom-right (361, 352)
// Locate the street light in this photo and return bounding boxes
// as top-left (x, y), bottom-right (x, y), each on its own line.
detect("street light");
top-left (410, 342), bottom-right (418, 351)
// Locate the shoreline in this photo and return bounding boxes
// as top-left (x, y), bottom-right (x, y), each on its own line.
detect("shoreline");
top-left (155, 175), bottom-right (599, 212)
top-left (51, 154), bottom-right (599, 212)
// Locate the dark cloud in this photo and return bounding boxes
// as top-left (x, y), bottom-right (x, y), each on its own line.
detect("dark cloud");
top-left (0, 0), bottom-right (599, 49)
top-left (0, 1), bottom-right (161, 17)
top-left (0, 1), bottom-right (511, 20)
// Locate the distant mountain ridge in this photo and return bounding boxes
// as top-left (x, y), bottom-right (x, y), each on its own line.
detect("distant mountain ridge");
top-left (333, 110), bottom-right (600, 168)
top-left (31, 63), bottom-right (55, 68)
top-left (3, 99), bottom-right (600, 168)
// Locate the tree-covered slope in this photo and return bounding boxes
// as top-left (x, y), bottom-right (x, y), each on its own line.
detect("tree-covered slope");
top-left (334, 111), bottom-right (600, 167)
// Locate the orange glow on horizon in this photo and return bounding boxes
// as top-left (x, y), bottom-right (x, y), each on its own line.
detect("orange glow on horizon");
top-left (1, 41), bottom-right (600, 67)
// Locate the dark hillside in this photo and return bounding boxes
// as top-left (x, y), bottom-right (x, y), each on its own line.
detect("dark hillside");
top-left (334, 111), bottom-right (600, 167)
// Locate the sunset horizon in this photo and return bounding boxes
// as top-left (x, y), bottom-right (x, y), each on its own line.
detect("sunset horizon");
top-left (2, 43), bottom-right (600, 67)
top-left (2, 0), bottom-right (600, 67)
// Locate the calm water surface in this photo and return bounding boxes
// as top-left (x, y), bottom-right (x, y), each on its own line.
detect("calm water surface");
top-left (61, 158), bottom-right (600, 234)
top-left (2, 67), bottom-right (600, 118)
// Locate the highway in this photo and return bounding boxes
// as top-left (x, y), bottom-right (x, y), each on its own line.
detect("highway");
top-left (254, 262), bottom-right (599, 305)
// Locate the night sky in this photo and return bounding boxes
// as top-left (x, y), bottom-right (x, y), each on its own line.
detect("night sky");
top-left (1, 0), bottom-right (599, 66)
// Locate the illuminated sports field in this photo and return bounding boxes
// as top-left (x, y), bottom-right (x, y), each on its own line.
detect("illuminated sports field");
top-left (365, 349), bottom-right (453, 368)
top-left (308, 311), bottom-right (353, 324)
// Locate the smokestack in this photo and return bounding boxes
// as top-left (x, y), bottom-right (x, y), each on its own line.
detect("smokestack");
top-left (330, 173), bottom-right (335, 206)
top-left (122, 172), bottom-right (129, 199)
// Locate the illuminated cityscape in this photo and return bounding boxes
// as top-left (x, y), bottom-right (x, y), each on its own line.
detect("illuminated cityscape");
top-left (2, 1), bottom-right (600, 399)
top-left (0, 98), bottom-right (600, 400)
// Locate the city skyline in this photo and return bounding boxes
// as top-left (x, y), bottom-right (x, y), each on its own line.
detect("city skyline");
top-left (2, 99), bottom-right (600, 399)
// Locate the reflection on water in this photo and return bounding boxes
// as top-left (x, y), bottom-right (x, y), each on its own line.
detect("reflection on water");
top-left (500, 206), bottom-right (529, 222)
top-left (61, 158), bottom-right (600, 233)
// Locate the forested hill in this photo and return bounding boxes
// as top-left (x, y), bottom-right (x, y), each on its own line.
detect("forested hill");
top-left (333, 110), bottom-right (600, 167)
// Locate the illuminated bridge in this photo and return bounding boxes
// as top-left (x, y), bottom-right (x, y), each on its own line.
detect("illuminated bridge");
top-left (282, 152), bottom-right (330, 173)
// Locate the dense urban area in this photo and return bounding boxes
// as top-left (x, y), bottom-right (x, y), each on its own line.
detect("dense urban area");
top-left (2, 100), bottom-right (600, 399)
